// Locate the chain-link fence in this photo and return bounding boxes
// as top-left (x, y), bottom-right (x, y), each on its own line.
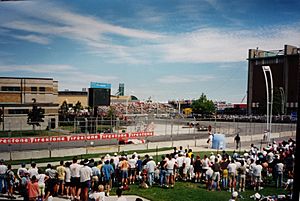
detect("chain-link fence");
top-left (0, 116), bottom-right (296, 154)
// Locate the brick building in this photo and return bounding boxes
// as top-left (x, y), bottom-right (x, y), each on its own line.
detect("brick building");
top-left (247, 45), bottom-right (300, 115)
top-left (0, 77), bottom-right (59, 130)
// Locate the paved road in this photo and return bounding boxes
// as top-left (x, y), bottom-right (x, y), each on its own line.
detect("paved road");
top-left (0, 121), bottom-right (296, 152)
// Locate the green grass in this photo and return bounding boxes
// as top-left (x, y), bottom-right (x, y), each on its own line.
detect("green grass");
top-left (117, 182), bottom-right (287, 201)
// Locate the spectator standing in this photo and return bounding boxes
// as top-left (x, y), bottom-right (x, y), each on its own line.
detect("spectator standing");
top-left (27, 175), bottom-right (39, 201)
top-left (64, 162), bottom-right (71, 199)
top-left (234, 134), bottom-right (241, 150)
top-left (0, 159), bottom-right (7, 194)
top-left (128, 155), bottom-right (137, 184)
top-left (45, 164), bottom-right (58, 200)
top-left (6, 164), bottom-right (15, 199)
top-left (70, 157), bottom-right (81, 200)
top-left (176, 153), bottom-right (184, 180)
top-left (145, 156), bottom-right (156, 187)
top-left (211, 158), bottom-right (221, 191)
top-left (227, 160), bottom-right (237, 192)
top-left (91, 162), bottom-right (100, 190)
top-left (56, 160), bottom-right (66, 196)
top-left (205, 167), bottom-right (213, 191)
top-left (182, 153), bottom-right (191, 181)
top-left (274, 160), bottom-right (284, 188)
top-left (79, 159), bottom-right (92, 201)
top-left (237, 160), bottom-right (246, 192)
top-left (220, 156), bottom-right (229, 190)
top-left (159, 155), bottom-right (167, 187)
top-left (136, 156), bottom-right (143, 182)
top-left (102, 160), bottom-right (114, 196)
top-left (28, 162), bottom-right (38, 179)
top-left (36, 169), bottom-right (49, 200)
top-left (164, 154), bottom-right (177, 188)
top-left (17, 163), bottom-right (28, 181)
top-left (119, 157), bottom-right (129, 187)
top-left (252, 160), bottom-right (263, 191)
top-left (193, 155), bottom-right (202, 183)
top-left (201, 155), bottom-right (210, 181)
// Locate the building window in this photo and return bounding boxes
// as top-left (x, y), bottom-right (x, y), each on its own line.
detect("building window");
top-left (39, 87), bottom-right (46, 92)
top-left (1, 86), bottom-right (21, 91)
top-left (8, 109), bottom-right (29, 114)
top-left (31, 87), bottom-right (37, 92)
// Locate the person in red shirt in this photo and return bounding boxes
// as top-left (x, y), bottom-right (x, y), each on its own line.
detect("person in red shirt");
top-left (27, 175), bottom-right (39, 201)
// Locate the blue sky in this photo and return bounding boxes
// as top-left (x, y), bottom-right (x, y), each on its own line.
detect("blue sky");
top-left (0, 0), bottom-right (300, 102)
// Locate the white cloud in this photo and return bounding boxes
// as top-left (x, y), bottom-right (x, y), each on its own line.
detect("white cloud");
top-left (0, 64), bottom-right (118, 90)
top-left (158, 75), bottom-right (215, 84)
top-left (157, 26), bottom-right (300, 63)
top-left (0, 64), bottom-right (75, 73)
top-left (1, 1), bottom-right (300, 65)
top-left (12, 34), bottom-right (50, 45)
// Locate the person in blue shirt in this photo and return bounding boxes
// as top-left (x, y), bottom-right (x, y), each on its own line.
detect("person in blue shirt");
top-left (102, 160), bottom-right (114, 196)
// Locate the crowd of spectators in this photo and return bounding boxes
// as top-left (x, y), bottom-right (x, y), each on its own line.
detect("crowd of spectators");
top-left (214, 114), bottom-right (297, 123)
top-left (0, 138), bottom-right (295, 201)
top-left (97, 102), bottom-right (174, 118)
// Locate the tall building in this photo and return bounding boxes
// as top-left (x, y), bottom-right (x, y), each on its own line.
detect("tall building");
top-left (247, 45), bottom-right (300, 115)
top-left (0, 77), bottom-right (59, 130)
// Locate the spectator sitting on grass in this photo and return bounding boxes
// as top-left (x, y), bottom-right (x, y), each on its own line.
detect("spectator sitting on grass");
top-left (89, 184), bottom-right (106, 201)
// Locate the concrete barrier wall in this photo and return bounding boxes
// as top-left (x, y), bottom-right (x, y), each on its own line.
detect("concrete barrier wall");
top-left (1, 131), bottom-right (295, 161)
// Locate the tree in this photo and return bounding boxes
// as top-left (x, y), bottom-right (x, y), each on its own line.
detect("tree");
top-left (191, 93), bottom-right (215, 116)
top-left (59, 100), bottom-right (69, 121)
top-left (27, 99), bottom-right (45, 130)
top-left (73, 101), bottom-right (83, 114)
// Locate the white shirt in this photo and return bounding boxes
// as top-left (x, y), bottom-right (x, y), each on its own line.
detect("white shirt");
top-left (89, 191), bottom-right (105, 201)
top-left (253, 164), bottom-right (262, 177)
top-left (128, 158), bottom-right (137, 169)
top-left (275, 163), bottom-right (284, 173)
top-left (210, 155), bottom-right (215, 164)
top-left (113, 156), bottom-right (119, 168)
top-left (202, 158), bottom-right (210, 170)
top-left (70, 163), bottom-right (81, 178)
top-left (80, 165), bottom-right (92, 182)
top-left (165, 159), bottom-right (176, 170)
top-left (206, 168), bottom-right (213, 178)
top-left (227, 163), bottom-right (237, 174)
top-left (17, 167), bottom-right (28, 178)
top-left (235, 161), bottom-right (241, 169)
top-left (65, 167), bottom-right (71, 182)
top-left (176, 156), bottom-right (184, 167)
top-left (0, 164), bottom-right (8, 174)
top-left (146, 160), bottom-right (156, 173)
top-left (28, 167), bottom-right (39, 178)
top-left (183, 157), bottom-right (191, 167)
top-left (37, 174), bottom-right (46, 184)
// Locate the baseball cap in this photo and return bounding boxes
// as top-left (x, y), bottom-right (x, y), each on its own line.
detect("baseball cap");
top-left (232, 191), bottom-right (238, 198)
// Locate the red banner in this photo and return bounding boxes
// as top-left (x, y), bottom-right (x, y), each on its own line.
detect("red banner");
top-left (0, 132), bottom-right (154, 144)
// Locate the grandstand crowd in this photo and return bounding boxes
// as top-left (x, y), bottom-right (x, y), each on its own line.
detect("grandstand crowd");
top-left (0, 138), bottom-right (295, 201)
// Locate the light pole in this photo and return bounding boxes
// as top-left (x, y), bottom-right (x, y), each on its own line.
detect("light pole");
top-left (279, 87), bottom-right (285, 118)
top-left (262, 66), bottom-right (273, 142)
